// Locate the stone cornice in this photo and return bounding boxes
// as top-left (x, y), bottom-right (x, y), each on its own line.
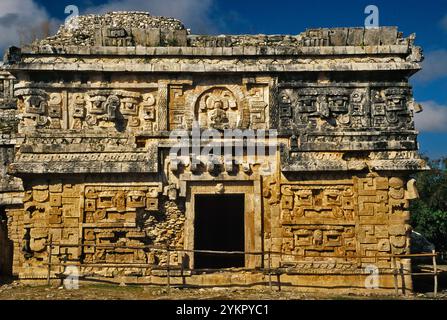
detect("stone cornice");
top-left (20, 44), bottom-right (411, 56)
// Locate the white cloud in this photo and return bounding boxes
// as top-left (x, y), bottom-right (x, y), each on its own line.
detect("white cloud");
top-left (413, 50), bottom-right (447, 83)
top-left (415, 101), bottom-right (447, 132)
top-left (0, 0), bottom-right (55, 55)
top-left (0, 0), bottom-right (220, 56)
top-left (441, 14), bottom-right (447, 31)
top-left (84, 0), bottom-right (218, 34)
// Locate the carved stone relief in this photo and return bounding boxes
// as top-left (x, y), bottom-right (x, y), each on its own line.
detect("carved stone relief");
top-left (169, 83), bottom-right (269, 130)
top-left (16, 89), bottom-right (159, 132)
top-left (278, 85), bottom-right (414, 133)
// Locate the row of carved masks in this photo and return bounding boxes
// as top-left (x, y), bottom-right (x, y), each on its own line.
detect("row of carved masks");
top-left (279, 89), bottom-right (363, 128)
top-left (17, 90), bottom-right (158, 130)
top-left (84, 186), bottom-right (160, 213)
top-left (279, 87), bottom-right (413, 129)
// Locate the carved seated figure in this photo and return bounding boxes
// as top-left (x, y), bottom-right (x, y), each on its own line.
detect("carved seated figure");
top-left (208, 100), bottom-right (230, 130)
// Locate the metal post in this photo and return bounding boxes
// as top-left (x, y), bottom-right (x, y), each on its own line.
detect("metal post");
top-left (46, 234), bottom-right (53, 286)
top-left (432, 250), bottom-right (438, 297)
top-left (268, 249), bottom-right (272, 292)
top-left (268, 240), bottom-right (273, 291)
top-left (181, 254), bottom-right (185, 288)
top-left (399, 261), bottom-right (406, 296)
top-left (276, 273), bottom-right (281, 292)
top-left (166, 247), bottom-right (171, 294)
top-left (392, 256), bottom-right (399, 295)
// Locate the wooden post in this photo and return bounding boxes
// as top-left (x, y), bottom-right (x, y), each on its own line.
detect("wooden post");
top-left (166, 247), bottom-right (171, 294)
top-left (276, 273), bottom-right (281, 292)
top-left (46, 234), bottom-right (53, 286)
top-left (181, 255), bottom-right (185, 288)
top-left (432, 250), bottom-right (438, 297)
top-left (268, 249), bottom-right (272, 292)
top-left (399, 261), bottom-right (406, 296)
top-left (277, 246), bottom-right (282, 292)
top-left (392, 256), bottom-right (399, 295)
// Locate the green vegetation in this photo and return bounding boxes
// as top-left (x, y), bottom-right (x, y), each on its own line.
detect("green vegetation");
top-left (410, 157), bottom-right (447, 251)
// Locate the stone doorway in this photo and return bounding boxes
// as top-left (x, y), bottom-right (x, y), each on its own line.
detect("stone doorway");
top-left (0, 207), bottom-right (13, 278)
top-left (184, 182), bottom-right (262, 270)
top-left (194, 194), bottom-right (245, 269)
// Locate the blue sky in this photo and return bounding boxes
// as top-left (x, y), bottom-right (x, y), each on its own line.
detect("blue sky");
top-left (1, 0), bottom-right (447, 158)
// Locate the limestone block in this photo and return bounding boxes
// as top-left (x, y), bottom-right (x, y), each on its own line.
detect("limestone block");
top-left (380, 27), bottom-right (398, 45)
top-left (329, 28), bottom-right (349, 46)
top-left (364, 29), bottom-right (381, 46)
top-left (346, 28), bottom-right (364, 46)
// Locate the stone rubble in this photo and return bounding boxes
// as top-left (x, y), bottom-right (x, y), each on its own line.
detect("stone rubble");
top-left (38, 11), bottom-right (185, 47)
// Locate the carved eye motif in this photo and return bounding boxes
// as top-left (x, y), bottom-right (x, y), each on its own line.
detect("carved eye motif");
top-left (143, 93), bottom-right (156, 106)
top-left (351, 92), bottom-right (362, 102)
top-left (280, 94), bottom-right (291, 104)
top-left (313, 230), bottom-right (323, 244)
top-left (93, 210), bottom-right (106, 222)
top-left (105, 96), bottom-right (120, 109)
top-left (29, 96), bottom-right (41, 108)
top-left (143, 107), bottom-right (155, 120)
top-left (73, 105), bottom-right (85, 118)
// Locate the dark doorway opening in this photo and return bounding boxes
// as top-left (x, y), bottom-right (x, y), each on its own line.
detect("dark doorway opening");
top-left (194, 194), bottom-right (245, 269)
top-left (0, 206), bottom-right (13, 279)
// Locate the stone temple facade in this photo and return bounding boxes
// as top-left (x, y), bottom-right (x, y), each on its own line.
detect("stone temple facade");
top-left (0, 12), bottom-right (429, 293)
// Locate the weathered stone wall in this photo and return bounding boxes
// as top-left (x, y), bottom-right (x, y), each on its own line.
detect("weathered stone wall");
top-left (10, 177), bottom-right (185, 279)
top-left (0, 71), bottom-right (21, 204)
top-left (264, 172), bottom-right (416, 266)
top-left (0, 71), bottom-right (21, 277)
top-left (0, 12), bottom-right (428, 292)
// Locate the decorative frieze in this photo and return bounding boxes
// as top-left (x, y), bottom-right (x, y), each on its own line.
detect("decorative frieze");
top-left (271, 174), bottom-right (414, 271)
top-left (15, 88), bottom-right (159, 132)
top-left (277, 84), bottom-right (417, 133)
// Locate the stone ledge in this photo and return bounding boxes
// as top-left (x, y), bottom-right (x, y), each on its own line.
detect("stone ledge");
top-left (0, 191), bottom-right (24, 205)
top-left (9, 161), bottom-right (158, 174)
top-left (22, 44), bottom-right (411, 57)
top-left (0, 138), bottom-right (16, 145)
top-left (9, 61), bottom-right (421, 73)
top-left (281, 159), bottom-right (429, 172)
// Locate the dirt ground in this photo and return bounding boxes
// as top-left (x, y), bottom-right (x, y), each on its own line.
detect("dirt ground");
top-left (0, 281), bottom-right (446, 300)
